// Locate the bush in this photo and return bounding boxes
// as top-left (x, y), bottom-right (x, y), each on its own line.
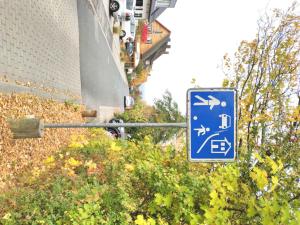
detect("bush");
top-left (0, 130), bottom-right (209, 224)
top-left (0, 127), bottom-right (299, 224)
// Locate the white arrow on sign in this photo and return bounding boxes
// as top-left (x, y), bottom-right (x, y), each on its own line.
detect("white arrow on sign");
top-left (211, 138), bottom-right (231, 155)
top-left (197, 133), bottom-right (219, 153)
top-left (193, 95), bottom-right (227, 110)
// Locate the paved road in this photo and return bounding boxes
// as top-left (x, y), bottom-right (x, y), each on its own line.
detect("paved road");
top-left (77, 0), bottom-right (128, 119)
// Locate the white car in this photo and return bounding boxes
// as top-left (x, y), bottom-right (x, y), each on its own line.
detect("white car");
top-left (124, 96), bottom-right (135, 109)
top-left (134, 41), bottom-right (140, 66)
top-left (109, 0), bottom-right (136, 21)
top-left (120, 15), bottom-right (136, 41)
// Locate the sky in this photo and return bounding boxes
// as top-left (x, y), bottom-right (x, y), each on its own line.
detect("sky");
top-left (142, 0), bottom-right (297, 113)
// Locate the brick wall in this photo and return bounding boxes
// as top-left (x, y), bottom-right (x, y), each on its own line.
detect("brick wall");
top-left (0, 0), bottom-right (81, 100)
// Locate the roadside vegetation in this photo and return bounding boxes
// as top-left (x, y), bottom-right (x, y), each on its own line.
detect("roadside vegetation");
top-left (117, 90), bottom-right (185, 144)
top-left (0, 5), bottom-right (299, 225)
top-left (1, 129), bottom-right (208, 224)
top-left (130, 64), bottom-right (151, 87)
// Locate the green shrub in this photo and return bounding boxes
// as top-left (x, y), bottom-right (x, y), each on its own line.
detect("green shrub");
top-left (0, 121), bottom-right (299, 224)
top-left (0, 130), bottom-right (209, 224)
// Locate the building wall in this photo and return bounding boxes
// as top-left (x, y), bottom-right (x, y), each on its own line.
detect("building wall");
top-left (156, 0), bottom-right (171, 7)
top-left (134, 0), bottom-right (151, 20)
top-left (140, 20), bottom-right (170, 55)
top-left (0, 0), bottom-right (81, 100)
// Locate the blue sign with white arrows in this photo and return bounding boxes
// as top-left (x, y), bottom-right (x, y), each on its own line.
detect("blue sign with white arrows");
top-left (187, 88), bottom-right (237, 162)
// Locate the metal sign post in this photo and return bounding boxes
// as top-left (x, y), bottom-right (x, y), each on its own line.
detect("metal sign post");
top-left (8, 118), bottom-right (186, 139)
top-left (8, 88), bottom-right (238, 163)
top-left (44, 123), bottom-right (187, 128)
top-left (187, 88), bottom-right (237, 162)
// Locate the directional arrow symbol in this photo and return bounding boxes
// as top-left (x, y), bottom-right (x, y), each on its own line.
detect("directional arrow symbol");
top-left (211, 138), bottom-right (231, 155)
top-left (197, 133), bottom-right (219, 153)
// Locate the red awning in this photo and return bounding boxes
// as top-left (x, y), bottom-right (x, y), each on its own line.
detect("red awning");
top-left (141, 24), bottom-right (148, 43)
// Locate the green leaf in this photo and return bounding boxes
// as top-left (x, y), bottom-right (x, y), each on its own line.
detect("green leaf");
top-left (154, 193), bottom-right (164, 206)
top-left (135, 215), bottom-right (147, 225)
top-left (147, 217), bottom-right (156, 225)
top-left (164, 194), bottom-right (172, 208)
top-left (271, 176), bottom-right (279, 191)
top-left (250, 167), bottom-right (268, 189)
top-left (247, 197), bottom-right (257, 217)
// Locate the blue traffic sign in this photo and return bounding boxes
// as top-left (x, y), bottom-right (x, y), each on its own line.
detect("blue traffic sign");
top-left (187, 88), bottom-right (237, 162)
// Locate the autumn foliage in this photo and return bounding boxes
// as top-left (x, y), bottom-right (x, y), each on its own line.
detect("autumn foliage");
top-left (0, 5), bottom-right (299, 225)
top-left (0, 93), bottom-right (87, 191)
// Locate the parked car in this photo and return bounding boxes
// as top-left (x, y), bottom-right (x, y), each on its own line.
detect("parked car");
top-left (109, 0), bottom-right (121, 13)
top-left (120, 15), bottom-right (136, 42)
top-left (125, 41), bottom-right (140, 74)
top-left (134, 41), bottom-right (140, 66)
top-left (105, 118), bottom-right (126, 139)
top-left (124, 95), bottom-right (135, 109)
top-left (110, 0), bottom-right (136, 21)
top-left (125, 41), bottom-right (134, 56)
top-left (129, 86), bottom-right (133, 93)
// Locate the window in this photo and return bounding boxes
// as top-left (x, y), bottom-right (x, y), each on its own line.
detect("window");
top-left (134, 12), bottom-right (143, 18)
top-left (136, 0), bottom-right (143, 7)
top-left (130, 22), bottom-right (136, 34)
top-left (126, 0), bottom-right (134, 10)
top-left (147, 25), bottom-right (152, 33)
top-left (146, 36), bottom-right (152, 44)
top-left (156, 0), bottom-right (171, 7)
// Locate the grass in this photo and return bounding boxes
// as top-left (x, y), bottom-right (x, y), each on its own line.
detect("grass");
top-left (64, 99), bottom-right (80, 111)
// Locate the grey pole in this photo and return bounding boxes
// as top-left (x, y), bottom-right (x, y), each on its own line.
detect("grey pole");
top-left (8, 118), bottom-right (187, 139)
top-left (44, 122), bottom-right (187, 128)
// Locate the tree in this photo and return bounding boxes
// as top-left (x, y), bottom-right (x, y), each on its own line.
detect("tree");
top-left (151, 90), bottom-right (185, 143)
top-left (116, 99), bottom-right (155, 141)
top-left (117, 91), bottom-right (185, 143)
top-left (204, 4), bottom-right (300, 224)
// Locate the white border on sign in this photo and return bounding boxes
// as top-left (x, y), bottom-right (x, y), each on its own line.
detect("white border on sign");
top-left (186, 88), bottom-right (238, 162)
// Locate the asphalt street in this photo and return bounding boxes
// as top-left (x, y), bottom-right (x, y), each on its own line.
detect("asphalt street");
top-left (77, 0), bottom-right (129, 113)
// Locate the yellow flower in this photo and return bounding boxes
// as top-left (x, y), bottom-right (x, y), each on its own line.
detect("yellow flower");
top-left (44, 156), bottom-right (55, 165)
top-left (2, 213), bottom-right (11, 220)
top-left (32, 167), bottom-right (40, 178)
top-left (110, 142), bottom-right (121, 151)
top-left (124, 164), bottom-right (135, 172)
top-left (68, 135), bottom-right (88, 148)
top-left (68, 142), bottom-right (83, 148)
top-left (66, 157), bottom-right (82, 167)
